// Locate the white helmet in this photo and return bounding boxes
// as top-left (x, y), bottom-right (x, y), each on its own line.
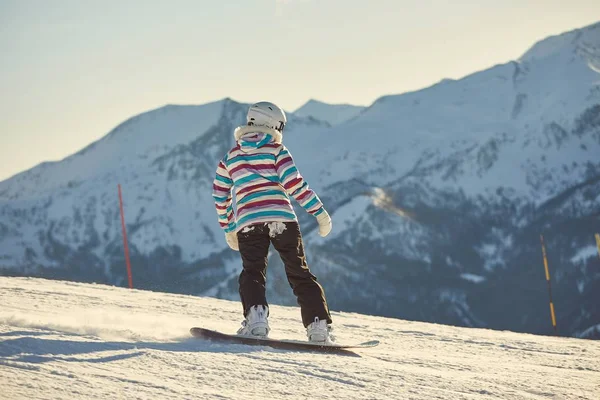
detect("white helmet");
top-left (246, 101), bottom-right (287, 132)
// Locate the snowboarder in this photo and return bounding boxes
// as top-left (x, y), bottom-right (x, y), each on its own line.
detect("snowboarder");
top-left (212, 101), bottom-right (334, 343)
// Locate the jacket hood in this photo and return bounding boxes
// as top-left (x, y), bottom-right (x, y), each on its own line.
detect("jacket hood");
top-left (233, 125), bottom-right (283, 152)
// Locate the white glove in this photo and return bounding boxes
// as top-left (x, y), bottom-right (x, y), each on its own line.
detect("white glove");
top-left (225, 231), bottom-right (239, 251)
top-left (316, 210), bottom-right (332, 237)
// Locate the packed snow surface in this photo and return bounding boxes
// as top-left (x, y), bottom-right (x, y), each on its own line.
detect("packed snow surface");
top-left (1, 277), bottom-right (598, 399)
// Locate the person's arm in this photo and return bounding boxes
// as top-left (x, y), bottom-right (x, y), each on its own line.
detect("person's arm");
top-left (212, 159), bottom-right (236, 233)
top-left (275, 146), bottom-right (325, 216)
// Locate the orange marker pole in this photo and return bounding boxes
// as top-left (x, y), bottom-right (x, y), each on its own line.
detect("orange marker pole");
top-left (540, 235), bottom-right (557, 335)
top-left (595, 234), bottom-right (600, 260)
top-left (118, 184), bottom-right (133, 289)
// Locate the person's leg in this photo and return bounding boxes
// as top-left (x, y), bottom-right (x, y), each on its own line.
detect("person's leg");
top-left (237, 224), bottom-right (270, 316)
top-left (269, 222), bottom-right (332, 327)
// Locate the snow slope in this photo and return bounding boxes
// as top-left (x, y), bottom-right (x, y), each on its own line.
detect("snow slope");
top-left (1, 277), bottom-right (599, 400)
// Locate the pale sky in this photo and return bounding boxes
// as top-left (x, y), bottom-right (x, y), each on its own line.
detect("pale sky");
top-left (1, 0), bottom-right (599, 182)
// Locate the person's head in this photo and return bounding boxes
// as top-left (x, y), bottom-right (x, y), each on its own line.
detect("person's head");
top-left (246, 102), bottom-right (287, 133)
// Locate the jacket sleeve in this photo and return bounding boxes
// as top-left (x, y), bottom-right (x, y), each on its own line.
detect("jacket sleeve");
top-left (275, 145), bottom-right (325, 216)
top-left (212, 159), bottom-right (236, 232)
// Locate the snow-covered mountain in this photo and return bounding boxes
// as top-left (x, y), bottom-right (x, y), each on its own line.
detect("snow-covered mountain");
top-left (293, 99), bottom-right (365, 126)
top-left (2, 277), bottom-right (599, 400)
top-left (1, 22), bottom-right (599, 339)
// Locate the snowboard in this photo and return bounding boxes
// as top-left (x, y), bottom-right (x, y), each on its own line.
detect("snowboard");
top-left (190, 327), bottom-right (379, 353)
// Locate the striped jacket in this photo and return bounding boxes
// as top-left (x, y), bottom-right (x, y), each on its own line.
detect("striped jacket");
top-left (212, 125), bottom-right (325, 233)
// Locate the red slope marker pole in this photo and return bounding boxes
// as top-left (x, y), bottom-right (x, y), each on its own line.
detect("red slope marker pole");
top-left (540, 235), bottom-right (557, 335)
top-left (118, 184), bottom-right (133, 289)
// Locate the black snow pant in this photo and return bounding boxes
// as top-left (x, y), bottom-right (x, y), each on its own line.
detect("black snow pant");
top-left (237, 221), bottom-right (332, 328)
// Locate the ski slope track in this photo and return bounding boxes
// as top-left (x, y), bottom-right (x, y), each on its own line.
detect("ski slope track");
top-left (1, 277), bottom-right (599, 400)
top-left (0, 23), bottom-right (600, 339)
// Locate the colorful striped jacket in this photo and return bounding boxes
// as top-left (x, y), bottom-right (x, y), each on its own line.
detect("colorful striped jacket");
top-left (212, 125), bottom-right (325, 233)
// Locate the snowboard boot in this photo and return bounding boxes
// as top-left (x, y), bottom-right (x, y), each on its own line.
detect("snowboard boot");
top-left (306, 317), bottom-right (334, 343)
top-left (237, 305), bottom-right (270, 337)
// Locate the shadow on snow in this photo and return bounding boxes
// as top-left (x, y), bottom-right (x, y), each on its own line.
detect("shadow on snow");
top-left (0, 329), bottom-right (360, 365)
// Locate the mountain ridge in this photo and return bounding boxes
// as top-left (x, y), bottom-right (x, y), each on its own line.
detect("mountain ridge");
top-left (293, 98), bottom-right (366, 126)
